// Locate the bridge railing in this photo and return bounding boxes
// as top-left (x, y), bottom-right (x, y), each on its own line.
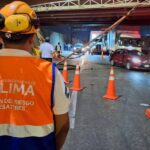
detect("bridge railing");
top-left (31, 0), bottom-right (150, 12)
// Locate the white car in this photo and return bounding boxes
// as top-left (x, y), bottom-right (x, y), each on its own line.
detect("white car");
top-left (73, 43), bottom-right (84, 54)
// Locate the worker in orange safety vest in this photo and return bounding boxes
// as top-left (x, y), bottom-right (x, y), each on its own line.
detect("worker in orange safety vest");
top-left (0, 1), bottom-right (70, 150)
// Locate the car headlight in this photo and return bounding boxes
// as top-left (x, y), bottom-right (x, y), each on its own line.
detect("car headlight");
top-left (82, 48), bottom-right (85, 52)
top-left (132, 57), bottom-right (141, 63)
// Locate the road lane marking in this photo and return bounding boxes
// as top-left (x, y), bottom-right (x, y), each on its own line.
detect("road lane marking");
top-left (140, 103), bottom-right (150, 107)
top-left (69, 118), bottom-right (75, 129)
top-left (69, 56), bottom-right (85, 129)
top-left (69, 91), bottom-right (78, 117)
top-left (69, 91), bottom-right (78, 129)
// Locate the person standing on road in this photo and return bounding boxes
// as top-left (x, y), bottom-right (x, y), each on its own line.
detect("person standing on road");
top-left (55, 42), bottom-right (62, 58)
top-left (0, 1), bottom-right (70, 150)
top-left (40, 36), bottom-right (54, 62)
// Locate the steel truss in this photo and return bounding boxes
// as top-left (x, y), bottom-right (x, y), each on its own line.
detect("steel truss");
top-left (32, 0), bottom-right (150, 12)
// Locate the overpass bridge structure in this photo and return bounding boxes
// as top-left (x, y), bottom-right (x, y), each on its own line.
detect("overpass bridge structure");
top-left (32, 0), bottom-right (150, 11)
top-left (31, 0), bottom-right (150, 25)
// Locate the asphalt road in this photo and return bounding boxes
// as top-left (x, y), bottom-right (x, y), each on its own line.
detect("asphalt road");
top-left (61, 54), bottom-right (150, 150)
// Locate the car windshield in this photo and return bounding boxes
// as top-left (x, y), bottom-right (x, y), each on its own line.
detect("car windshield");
top-left (128, 50), bottom-right (145, 56)
top-left (119, 38), bottom-right (141, 47)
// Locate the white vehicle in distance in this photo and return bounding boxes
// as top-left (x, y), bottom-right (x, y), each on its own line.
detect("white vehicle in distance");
top-left (72, 43), bottom-right (84, 54)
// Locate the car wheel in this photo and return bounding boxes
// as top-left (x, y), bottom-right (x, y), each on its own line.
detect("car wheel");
top-left (126, 62), bottom-right (131, 70)
top-left (110, 60), bottom-right (115, 66)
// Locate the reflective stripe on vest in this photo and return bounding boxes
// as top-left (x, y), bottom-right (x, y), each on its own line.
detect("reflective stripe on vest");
top-left (0, 123), bottom-right (54, 137)
top-left (0, 56), bottom-right (54, 137)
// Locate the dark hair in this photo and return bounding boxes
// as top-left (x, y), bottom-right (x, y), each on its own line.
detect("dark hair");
top-left (0, 32), bottom-right (34, 44)
top-left (0, 42), bottom-right (2, 49)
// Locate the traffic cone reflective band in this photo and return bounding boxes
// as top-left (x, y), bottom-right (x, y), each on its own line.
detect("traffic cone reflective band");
top-left (145, 108), bottom-right (150, 118)
top-left (62, 61), bottom-right (69, 84)
top-left (103, 66), bottom-right (119, 100)
top-left (70, 65), bottom-right (83, 91)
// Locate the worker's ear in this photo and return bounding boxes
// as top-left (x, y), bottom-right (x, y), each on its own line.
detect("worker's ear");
top-left (28, 34), bottom-right (35, 45)
top-left (0, 37), bottom-right (3, 44)
top-left (26, 34), bottom-right (35, 51)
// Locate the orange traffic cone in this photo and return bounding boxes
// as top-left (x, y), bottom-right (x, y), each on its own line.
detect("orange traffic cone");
top-left (103, 66), bottom-right (119, 100)
top-left (62, 61), bottom-right (69, 84)
top-left (52, 52), bottom-right (56, 59)
top-left (70, 64), bottom-right (83, 91)
top-left (145, 108), bottom-right (150, 118)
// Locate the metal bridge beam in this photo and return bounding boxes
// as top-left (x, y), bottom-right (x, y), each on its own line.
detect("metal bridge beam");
top-left (31, 0), bottom-right (150, 12)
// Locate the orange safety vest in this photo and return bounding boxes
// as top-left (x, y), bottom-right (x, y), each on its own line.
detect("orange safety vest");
top-left (0, 56), bottom-right (56, 150)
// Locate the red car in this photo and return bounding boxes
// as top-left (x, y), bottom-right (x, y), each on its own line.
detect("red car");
top-left (110, 49), bottom-right (150, 70)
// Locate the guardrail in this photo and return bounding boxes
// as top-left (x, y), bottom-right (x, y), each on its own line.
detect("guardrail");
top-left (31, 0), bottom-right (150, 12)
